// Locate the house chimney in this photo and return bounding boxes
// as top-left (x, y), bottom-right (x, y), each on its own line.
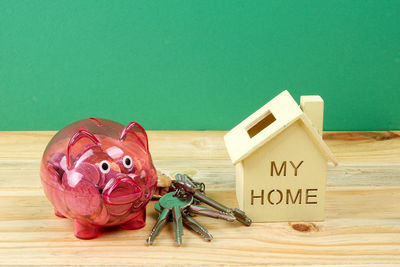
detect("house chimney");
top-left (300, 95), bottom-right (324, 136)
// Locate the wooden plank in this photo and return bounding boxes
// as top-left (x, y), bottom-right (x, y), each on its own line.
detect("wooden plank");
top-left (1, 160), bottom-right (399, 192)
top-left (0, 190), bottom-right (399, 265)
top-left (0, 131), bottom-right (399, 162)
top-left (323, 131), bottom-right (400, 162)
top-left (0, 131), bottom-right (399, 265)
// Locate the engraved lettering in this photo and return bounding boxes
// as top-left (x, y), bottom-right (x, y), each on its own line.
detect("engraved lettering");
top-left (271, 161), bottom-right (287, 176)
top-left (267, 189), bottom-right (283, 205)
top-left (289, 161), bottom-right (304, 176)
top-left (286, 189), bottom-right (302, 204)
top-left (251, 189), bottom-right (264, 205)
top-left (306, 189), bottom-right (318, 204)
top-left (249, 188), bottom-right (319, 205)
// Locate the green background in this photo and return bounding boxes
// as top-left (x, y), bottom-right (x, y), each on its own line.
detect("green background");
top-left (1, 0), bottom-right (399, 131)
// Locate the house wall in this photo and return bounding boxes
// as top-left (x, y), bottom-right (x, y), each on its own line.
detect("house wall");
top-left (235, 162), bottom-right (244, 210)
top-left (240, 120), bottom-right (327, 222)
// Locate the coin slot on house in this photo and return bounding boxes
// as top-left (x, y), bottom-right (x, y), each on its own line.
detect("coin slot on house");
top-left (247, 112), bottom-right (276, 138)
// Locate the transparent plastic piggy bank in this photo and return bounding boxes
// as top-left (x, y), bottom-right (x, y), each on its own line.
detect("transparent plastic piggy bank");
top-left (40, 118), bottom-right (157, 239)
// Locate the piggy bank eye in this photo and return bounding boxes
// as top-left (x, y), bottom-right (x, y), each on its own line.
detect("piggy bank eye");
top-left (123, 155), bottom-right (133, 169)
top-left (99, 160), bottom-right (110, 174)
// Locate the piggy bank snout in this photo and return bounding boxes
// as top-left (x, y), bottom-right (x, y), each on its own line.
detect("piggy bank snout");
top-left (103, 177), bottom-right (142, 205)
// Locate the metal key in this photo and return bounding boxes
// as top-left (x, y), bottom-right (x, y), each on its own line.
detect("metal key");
top-left (148, 174), bottom-right (252, 246)
top-left (172, 174), bottom-right (252, 226)
top-left (154, 198), bottom-right (214, 242)
top-left (188, 205), bottom-right (235, 222)
top-left (147, 203), bottom-right (170, 245)
top-left (154, 200), bottom-right (162, 213)
top-left (158, 192), bottom-right (193, 245)
top-left (192, 191), bottom-right (252, 226)
top-left (182, 212), bottom-right (213, 241)
top-left (147, 193), bottom-right (192, 245)
top-left (174, 174), bottom-right (205, 192)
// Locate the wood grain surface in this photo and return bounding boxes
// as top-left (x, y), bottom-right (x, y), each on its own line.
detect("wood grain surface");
top-left (0, 131), bottom-right (399, 266)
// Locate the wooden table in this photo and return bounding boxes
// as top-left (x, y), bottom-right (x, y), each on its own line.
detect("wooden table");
top-left (0, 131), bottom-right (399, 265)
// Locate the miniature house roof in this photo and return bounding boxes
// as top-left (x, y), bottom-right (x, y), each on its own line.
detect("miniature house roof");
top-left (224, 90), bottom-right (338, 166)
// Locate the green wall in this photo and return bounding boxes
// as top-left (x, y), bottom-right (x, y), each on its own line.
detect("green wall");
top-left (1, 0), bottom-right (399, 131)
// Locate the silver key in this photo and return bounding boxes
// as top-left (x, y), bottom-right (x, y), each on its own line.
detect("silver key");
top-left (182, 212), bottom-right (213, 241)
top-left (152, 195), bottom-right (214, 242)
top-left (158, 192), bottom-right (193, 245)
top-left (174, 174), bottom-right (205, 192)
top-left (147, 204), bottom-right (170, 245)
top-left (188, 205), bottom-right (235, 222)
top-left (193, 191), bottom-right (252, 226)
top-left (173, 174), bottom-right (252, 226)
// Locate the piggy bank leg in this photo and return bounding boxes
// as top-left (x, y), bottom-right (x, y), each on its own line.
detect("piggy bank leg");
top-left (73, 219), bottom-right (101, 239)
top-left (54, 208), bottom-right (66, 218)
top-left (120, 207), bottom-right (146, 230)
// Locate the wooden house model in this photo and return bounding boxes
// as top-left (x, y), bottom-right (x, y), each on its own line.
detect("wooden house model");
top-left (224, 90), bottom-right (338, 222)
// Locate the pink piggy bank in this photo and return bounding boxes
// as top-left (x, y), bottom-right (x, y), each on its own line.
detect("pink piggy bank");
top-left (40, 118), bottom-right (158, 239)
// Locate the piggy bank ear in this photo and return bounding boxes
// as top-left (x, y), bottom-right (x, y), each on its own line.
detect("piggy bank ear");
top-left (67, 130), bottom-right (101, 169)
top-left (120, 122), bottom-right (149, 153)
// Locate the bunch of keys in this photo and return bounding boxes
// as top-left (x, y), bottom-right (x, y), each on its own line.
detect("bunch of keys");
top-left (147, 174), bottom-right (252, 245)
